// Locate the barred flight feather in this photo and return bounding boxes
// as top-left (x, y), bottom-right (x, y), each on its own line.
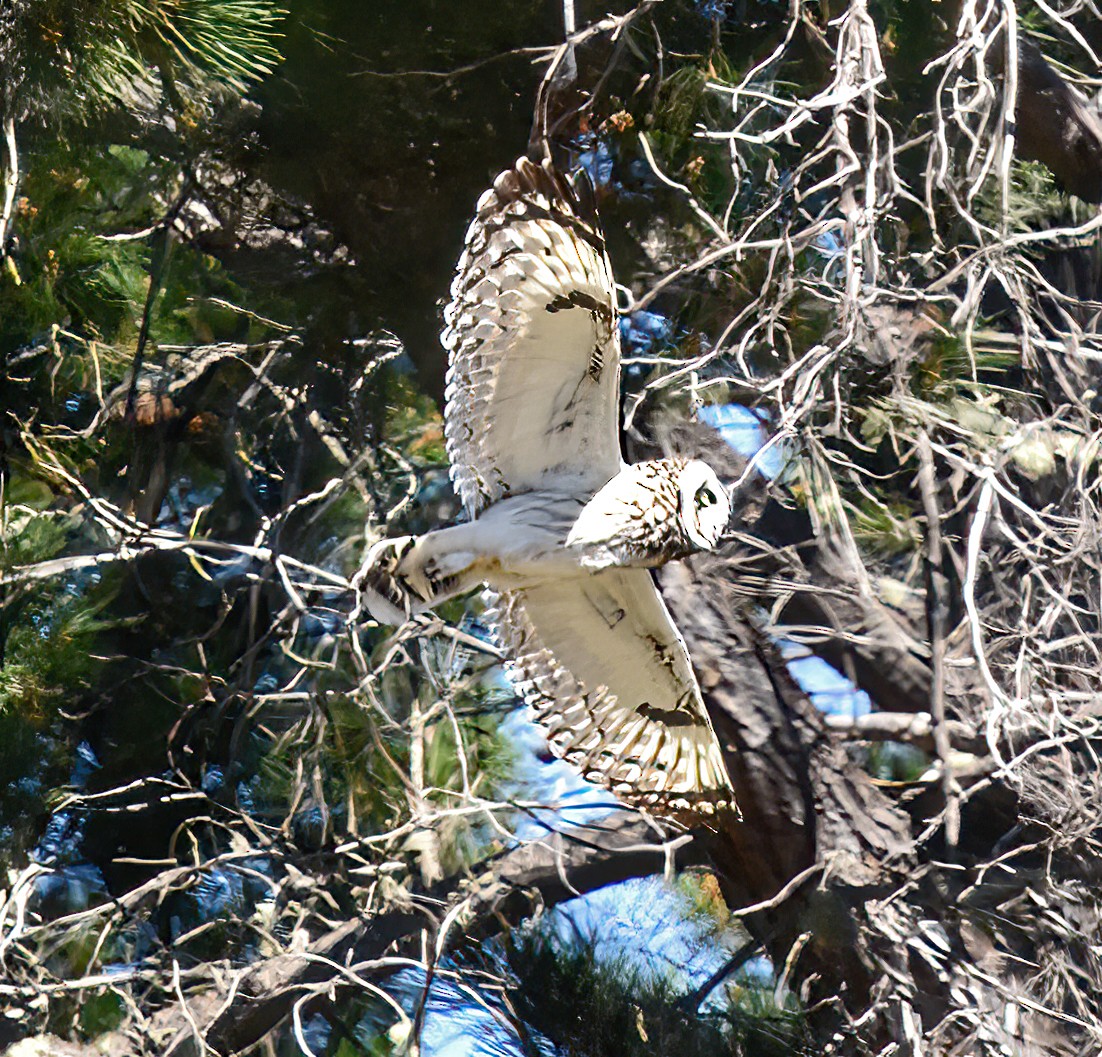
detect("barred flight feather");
top-left (442, 156), bottom-right (622, 517)
top-left (486, 572), bottom-right (733, 812)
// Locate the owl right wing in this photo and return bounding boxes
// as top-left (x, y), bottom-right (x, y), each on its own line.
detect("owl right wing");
top-left (488, 570), bottom-right (733, 811)
top-left (442, 157), bottom-right (623, 518)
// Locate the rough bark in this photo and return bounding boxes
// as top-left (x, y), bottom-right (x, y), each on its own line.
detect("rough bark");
top-left (637, 406), bottom-right (1096, 1055)
top-left (661, 554), bottom-right (1090, 1055)
top-left (660, 558), bottom-right (916, 1049)
top-left (1013, 39), bottom-right (1102, 203)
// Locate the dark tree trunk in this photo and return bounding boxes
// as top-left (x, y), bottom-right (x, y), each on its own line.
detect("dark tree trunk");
top-left (659, 549), bottom-right (1090, 1055)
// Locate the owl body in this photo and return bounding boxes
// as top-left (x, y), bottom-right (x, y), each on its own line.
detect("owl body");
top-left (358, 156), bottom-right (735, 811)
top-left (359, 457), bottom-right (729, 619)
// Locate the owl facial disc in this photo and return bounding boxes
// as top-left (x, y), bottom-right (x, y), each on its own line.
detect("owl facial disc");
top-left (678, 460), bottom-right (731, 551)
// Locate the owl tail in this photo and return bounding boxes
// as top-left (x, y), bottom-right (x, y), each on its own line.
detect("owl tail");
top-left (354, 531), bottom-right (479, 626)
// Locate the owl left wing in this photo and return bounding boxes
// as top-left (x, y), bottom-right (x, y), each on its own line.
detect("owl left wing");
top-left (488, 570), bottom-right (733, 811)
top-left (442, 157), bottom-right (623, 518)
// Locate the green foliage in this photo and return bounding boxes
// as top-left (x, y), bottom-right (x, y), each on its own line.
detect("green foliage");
top-left (1, 0), bottom-right (284, 121)
top-left (675, 869), bottom-right (736, 934)
top-left (912, 330), bottom-right (1021, 398)
top-left (0, 593), bottom-right (103, 714)
top-left (866, 741), bottom-right (930, 783)
top-left (502, 925), bottom-right (808, 1057)
top-left (850, 496), bottom-right (921, 556)
top-left (2, 480), bottom-right (72, 571)
top-left (384, 375), bottom-right (448, 466)
top-left (974, 159), bottom-right (1074, 235)
top-left (2, 155), bottom-right (149, 348)
top-left (0, 136), bottom-right (254, 368)
top-left (0, 570), bottom-right (122, 868)
top-left (86, 0), bottom-right (284, 108)
top-left (78, 991), bottom-right (127, 1038)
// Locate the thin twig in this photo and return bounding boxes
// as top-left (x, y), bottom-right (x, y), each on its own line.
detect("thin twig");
top-left (916, 430), bottom-right (960, 846)
top-left (0, 116), bottom-right (18, 265)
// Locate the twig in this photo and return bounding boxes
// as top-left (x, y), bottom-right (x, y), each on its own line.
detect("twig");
top-left (729, 862), bottom-right (824, 919)
top-left (0, 116), bottom-right (17, 265)
top-left (823, 711), bottom-right (986, 756)
top-left (675, 938), bottom-right (762, 1013)
top-left (916, 431), bottom-right (960, 846)
top-left (123, 181), bottom-right (194, 420)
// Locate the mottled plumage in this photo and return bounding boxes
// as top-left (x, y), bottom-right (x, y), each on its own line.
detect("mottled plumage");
top-left (442, 158), bottom-right (620, 514)
top-left (359, 157), bottom-right (734, 812)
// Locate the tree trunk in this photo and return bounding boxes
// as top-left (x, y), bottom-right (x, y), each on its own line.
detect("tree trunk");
top-left (659, 551), bottom-right (1093, 1055)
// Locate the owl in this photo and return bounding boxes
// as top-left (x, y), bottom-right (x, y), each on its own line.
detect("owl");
top-left (358, 156), bottom-right (734, 811)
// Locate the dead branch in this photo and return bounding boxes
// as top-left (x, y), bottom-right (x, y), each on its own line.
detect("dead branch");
top-left (146, 812), bottom-right (700, 1056)
top-left (822, 710), bottom-right (987, 757)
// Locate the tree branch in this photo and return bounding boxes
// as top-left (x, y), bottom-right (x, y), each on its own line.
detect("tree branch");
top-left (823, 710), bottom-right (986, 756)
top-left (0, 116), bottom-right (18, 268)
top-left (151, 811), bottom-right (699, 1056)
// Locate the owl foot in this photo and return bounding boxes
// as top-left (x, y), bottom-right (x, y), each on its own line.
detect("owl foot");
top-left (354, 536), bottom-right (421, 625)
top-left (354, 535), bottom-right (467, 626)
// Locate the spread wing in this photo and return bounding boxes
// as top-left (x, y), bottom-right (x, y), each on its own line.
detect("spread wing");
top-left (442, 157), bottom-right (623, 518)
top-left (487, 570), bottom-right (733, 810)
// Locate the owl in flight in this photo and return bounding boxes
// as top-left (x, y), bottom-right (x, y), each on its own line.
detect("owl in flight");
top-left (360, 156), bottom-right (733, 811)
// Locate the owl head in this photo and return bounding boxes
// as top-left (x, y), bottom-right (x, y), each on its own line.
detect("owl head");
top-left (677, 460), bottom-right (731, 550)
top-left (567, 457), bottom-right (731, 569)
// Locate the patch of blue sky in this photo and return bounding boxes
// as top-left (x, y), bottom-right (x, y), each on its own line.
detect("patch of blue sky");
top-left (380, 874), bottom-right (767, 1057)
top-left (573, 135), bottom-right (656, 199)
top-left (740, 954), bottom-right (775, 986)
top-left (619, 309), bottom-right (674, 357)
top-left (550, 875), bottom-right (739, 993)
top-left (696, 0), bottom-right (784, 16)
top-left (699, 403), bottom-right (871, 717)
top-left (813, 227), bottom-right (845, 260)
top-left (697, 402), bottom-right (787, 479)
top-left (577, 138), bottom-right (614, 190)
top-left (694, 0), bottom-right (730, 18)
top-left (382, 966), bottom-right (545, 1057)
top-left (497, 707), bottom-right (621, 841)
top-left (810, 226), bottom-right (846, 284)
top-left (783, 647), bottom-right (872, 717)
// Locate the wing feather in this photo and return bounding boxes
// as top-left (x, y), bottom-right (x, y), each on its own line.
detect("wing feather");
top-left (443, 157), bottom-right (622, 517)
top-left (487, 570), bottom-right (733, 810)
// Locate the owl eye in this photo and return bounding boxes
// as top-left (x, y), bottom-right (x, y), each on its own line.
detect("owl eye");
top-left (695, 485), bottom-right (717, 509)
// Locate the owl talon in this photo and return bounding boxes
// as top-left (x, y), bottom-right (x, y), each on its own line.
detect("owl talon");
top-left (355, 536), bottom-right (418, 625)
